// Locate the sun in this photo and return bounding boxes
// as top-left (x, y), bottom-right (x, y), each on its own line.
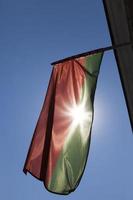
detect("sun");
top-left (59, 96), bottom-right (93, 143)
top-left (64, 101), bottom-right (92, 133)
top-left (69, 104), bottom-right (90, 128)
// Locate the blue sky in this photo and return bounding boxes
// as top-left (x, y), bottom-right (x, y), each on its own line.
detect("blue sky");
top-left (0, 0), bottom-right (133, 199)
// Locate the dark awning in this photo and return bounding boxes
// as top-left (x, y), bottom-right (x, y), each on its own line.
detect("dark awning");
top-left (103, 0), bottom-right (133, 131)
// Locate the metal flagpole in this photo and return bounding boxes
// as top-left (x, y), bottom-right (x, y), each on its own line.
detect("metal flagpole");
top-left (51, 42), bottom-right (132, 65)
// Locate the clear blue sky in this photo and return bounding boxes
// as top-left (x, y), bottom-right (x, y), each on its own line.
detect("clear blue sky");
top-left (0, 0), bottom-right (133, 199)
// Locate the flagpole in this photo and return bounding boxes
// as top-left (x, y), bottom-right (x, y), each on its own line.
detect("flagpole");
top-left (51, 42), bottom-right (132, 65)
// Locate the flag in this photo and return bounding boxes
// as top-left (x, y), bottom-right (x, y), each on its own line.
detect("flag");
top-left (23, 52), bottom-right (103, 194)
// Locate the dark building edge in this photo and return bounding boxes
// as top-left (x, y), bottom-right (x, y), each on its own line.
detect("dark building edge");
top-left (102, 0), bottom-right (133, 132)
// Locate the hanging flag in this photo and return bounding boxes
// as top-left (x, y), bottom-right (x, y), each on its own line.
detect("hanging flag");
top-left (23, 52), bottom-right (103, 194)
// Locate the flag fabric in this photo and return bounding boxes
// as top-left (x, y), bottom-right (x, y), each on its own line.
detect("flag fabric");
top-left (23, 52), bottom-right (103, 195)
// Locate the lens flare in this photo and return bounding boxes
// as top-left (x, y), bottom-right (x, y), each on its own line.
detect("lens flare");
top-left (59, 95), bottom-right (93, 144)
top-left (62, 102), bottom-right (92, 144)
top-left (69, 104), bottom-right (90, 128)
top-left (64, 101), bottom-right (92, 133)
